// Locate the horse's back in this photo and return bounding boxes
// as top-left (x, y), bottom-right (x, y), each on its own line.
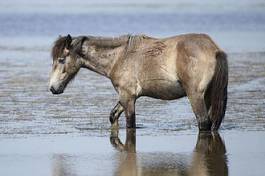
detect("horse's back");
top-left (138, 33), bottom-right (221, 98)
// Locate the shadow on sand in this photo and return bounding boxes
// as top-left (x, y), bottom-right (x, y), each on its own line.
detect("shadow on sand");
top-left (110, 129), bottom-right (228, 176)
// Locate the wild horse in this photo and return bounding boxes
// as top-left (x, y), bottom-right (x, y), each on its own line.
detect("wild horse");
top-left (49, 34), bottom-right (228, 131)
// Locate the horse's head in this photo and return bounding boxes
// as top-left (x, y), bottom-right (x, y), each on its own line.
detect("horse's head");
top-left (49, 34), bottom-right (84, 94)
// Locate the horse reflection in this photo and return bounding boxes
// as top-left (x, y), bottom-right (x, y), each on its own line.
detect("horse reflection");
top-left (52, 154), bottom-right (74, 176)
top-left (110, 129), bottom-right (228, 176)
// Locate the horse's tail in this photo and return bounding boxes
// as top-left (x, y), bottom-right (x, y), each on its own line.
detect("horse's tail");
top-left (209, 51), bottom-right (228, 130)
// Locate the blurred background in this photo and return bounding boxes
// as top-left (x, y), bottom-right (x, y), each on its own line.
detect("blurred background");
top-left (0, 0), bottom-right (265, 52)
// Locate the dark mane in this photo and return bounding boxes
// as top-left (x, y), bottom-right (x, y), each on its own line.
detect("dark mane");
top-left (87, 35), bottom-right (130, 48)
top-left (51, 34), bottom-right (150, 60)
top-left (51, 36), bottom-right (69, 60)
top-left (51, 35), bottom-right (131, 60)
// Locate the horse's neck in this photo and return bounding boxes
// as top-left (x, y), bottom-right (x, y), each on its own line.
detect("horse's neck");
top-left (82, 45), bottom-right (125, 78)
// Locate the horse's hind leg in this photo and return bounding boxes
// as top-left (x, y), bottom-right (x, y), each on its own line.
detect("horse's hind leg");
top-left (188, 92), bottom-right (212, 131)
top-left (109, 102), bottom-right (124, 128)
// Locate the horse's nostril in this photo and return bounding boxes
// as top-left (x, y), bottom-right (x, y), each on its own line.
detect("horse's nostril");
top-left (50, 86), bottom-right (56, 93)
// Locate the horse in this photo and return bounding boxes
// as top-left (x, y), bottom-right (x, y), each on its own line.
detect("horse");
top-left (48, 33), bottom-right (228, 131)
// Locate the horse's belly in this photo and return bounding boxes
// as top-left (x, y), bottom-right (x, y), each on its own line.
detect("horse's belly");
top-left (141, 79), bottom-right (186, 100)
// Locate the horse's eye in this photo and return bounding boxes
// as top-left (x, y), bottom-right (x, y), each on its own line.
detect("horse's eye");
top-left (58, 58), bottom-right (65, 64)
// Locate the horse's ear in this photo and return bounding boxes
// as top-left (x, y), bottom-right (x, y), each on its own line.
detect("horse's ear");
top-left (65, 34), bottom-right (72, 49)
top-left (73, 36), bottom-right (87, 57)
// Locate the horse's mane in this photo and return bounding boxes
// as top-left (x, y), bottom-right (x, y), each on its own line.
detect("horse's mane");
top-left (51, 34), bottom-right (153, 60)
top-left (87, 35), bottom-right (130, 48)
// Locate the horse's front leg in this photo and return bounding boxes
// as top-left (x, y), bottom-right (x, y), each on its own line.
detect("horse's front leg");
top-left (119, 93), bottom-right (136, 128)
top-left (109, 102), bottom-right (124, 128)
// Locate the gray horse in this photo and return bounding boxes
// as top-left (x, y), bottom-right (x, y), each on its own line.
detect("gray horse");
top-left (49, 34), bottom-right (228, 131)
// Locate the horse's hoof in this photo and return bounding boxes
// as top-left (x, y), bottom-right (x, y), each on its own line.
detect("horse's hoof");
top-left (199, 120), bottom-right (212, 131)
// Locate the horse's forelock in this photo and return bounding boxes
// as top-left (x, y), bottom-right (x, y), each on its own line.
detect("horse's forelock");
top-left (51, 36), bottom-right (68, 60)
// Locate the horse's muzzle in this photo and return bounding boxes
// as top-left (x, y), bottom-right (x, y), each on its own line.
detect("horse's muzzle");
top-left (50, 86), bottom-right (63, 94)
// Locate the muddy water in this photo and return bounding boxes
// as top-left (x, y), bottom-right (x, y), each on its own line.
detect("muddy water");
top-left (1, 0), bottom-right (265, 176)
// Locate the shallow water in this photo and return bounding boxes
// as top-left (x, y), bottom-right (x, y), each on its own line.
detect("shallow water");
top-left (0, 0), bottom-right (265, 176)
top-left (0, 130), bottom-right (265, 176)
